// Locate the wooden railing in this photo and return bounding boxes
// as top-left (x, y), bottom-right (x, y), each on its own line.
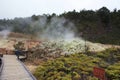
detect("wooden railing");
top-left (0, 57), bottom-right (3, 75)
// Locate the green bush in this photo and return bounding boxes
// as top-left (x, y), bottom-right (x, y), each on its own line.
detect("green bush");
top-left (33, 48), bottom-right (120, 80)
top-left (106, 62), bottom-right (120, 80)
top-left (33, 53), bottom-right (107, 80)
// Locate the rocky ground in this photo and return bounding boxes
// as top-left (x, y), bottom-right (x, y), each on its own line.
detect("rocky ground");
top-left (0, 32), bottom-right (120, 73)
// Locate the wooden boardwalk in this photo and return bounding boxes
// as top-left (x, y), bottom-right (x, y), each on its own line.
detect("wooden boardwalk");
top-left (0, 55), bottom-right (36, 80)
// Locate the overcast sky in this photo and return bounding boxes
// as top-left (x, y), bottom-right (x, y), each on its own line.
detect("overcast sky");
top-left (0, 0), bottom-right (120, 19)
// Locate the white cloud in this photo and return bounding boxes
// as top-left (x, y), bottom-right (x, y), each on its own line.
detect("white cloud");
top-left (0, 0), bottom-right (120, 19)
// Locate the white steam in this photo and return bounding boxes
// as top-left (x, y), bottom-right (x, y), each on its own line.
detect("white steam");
top-left (0, 30), bottom-right (11, 39)
top-left (36, 16), bottom-right (76, 41)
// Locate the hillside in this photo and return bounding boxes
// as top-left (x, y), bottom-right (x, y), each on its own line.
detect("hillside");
top-left (0, 7), bottom-right (120, 45)
top-left (33, 48), bottom-right (120, 80)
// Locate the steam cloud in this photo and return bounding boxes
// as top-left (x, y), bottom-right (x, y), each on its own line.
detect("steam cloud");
top-left (30, 16), bottom-right (76, 41)
top-left (0, 16), bottom-right (106, 52)
top-left (0, 29), bottom-right (11, 39)
top-left (0, 16), bottom-right (77, 41)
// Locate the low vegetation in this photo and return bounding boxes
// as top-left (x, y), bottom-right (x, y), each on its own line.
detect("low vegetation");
top-left (33, 48), bottom-right (120, 80)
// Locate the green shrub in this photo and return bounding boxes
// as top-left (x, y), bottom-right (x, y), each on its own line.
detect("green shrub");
top-left (106, 62), bottom-right (120, 80)
top-left (34, 53), bottom-right (106, 80)
top-left (33, 48), bottom-right (120, 80)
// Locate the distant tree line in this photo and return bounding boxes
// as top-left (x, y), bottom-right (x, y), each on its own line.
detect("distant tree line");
top-left (0, 7), bottom-right (120, 45)
top-left (60, 7), bottom-right (120, 45)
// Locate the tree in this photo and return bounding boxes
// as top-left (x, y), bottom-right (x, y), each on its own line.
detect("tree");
top-left (32, 15), bottom-right (39, 21)
top-left (97, 7), bottom-right (110, 28)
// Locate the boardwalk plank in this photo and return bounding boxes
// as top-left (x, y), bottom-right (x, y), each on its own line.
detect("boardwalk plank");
top-left (0, 55), bottom-right (34, 80)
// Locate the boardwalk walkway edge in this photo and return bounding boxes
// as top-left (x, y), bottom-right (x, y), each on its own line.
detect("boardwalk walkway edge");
top-left (19, 60), bottom-right (37, 80)
top-left (0, 58), bottom-right (4, 74)
top-left (0, 55), bottom-right (37, 80)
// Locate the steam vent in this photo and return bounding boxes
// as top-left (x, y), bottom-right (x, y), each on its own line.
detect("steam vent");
top-left (0, 0), bottom-right (120, 80)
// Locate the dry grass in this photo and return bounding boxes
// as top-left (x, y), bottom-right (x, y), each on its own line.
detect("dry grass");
top-left (25, 64), bottom-right (38, 73)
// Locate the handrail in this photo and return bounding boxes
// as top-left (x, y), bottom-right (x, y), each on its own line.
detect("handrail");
top-left (0, 57), bottom-right (4, 75)
top-left (18, 60), bottom-right (37, 80)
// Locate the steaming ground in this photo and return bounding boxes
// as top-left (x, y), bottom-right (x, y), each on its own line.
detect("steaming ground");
top-left (0, 16), bottom-right (114, 52)
top-left (0, 16), bottom-right (119, 53)
top-left (39, 38), bottom-right (118, 55)
top-left (0, 32), bottom-right (119, 53)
